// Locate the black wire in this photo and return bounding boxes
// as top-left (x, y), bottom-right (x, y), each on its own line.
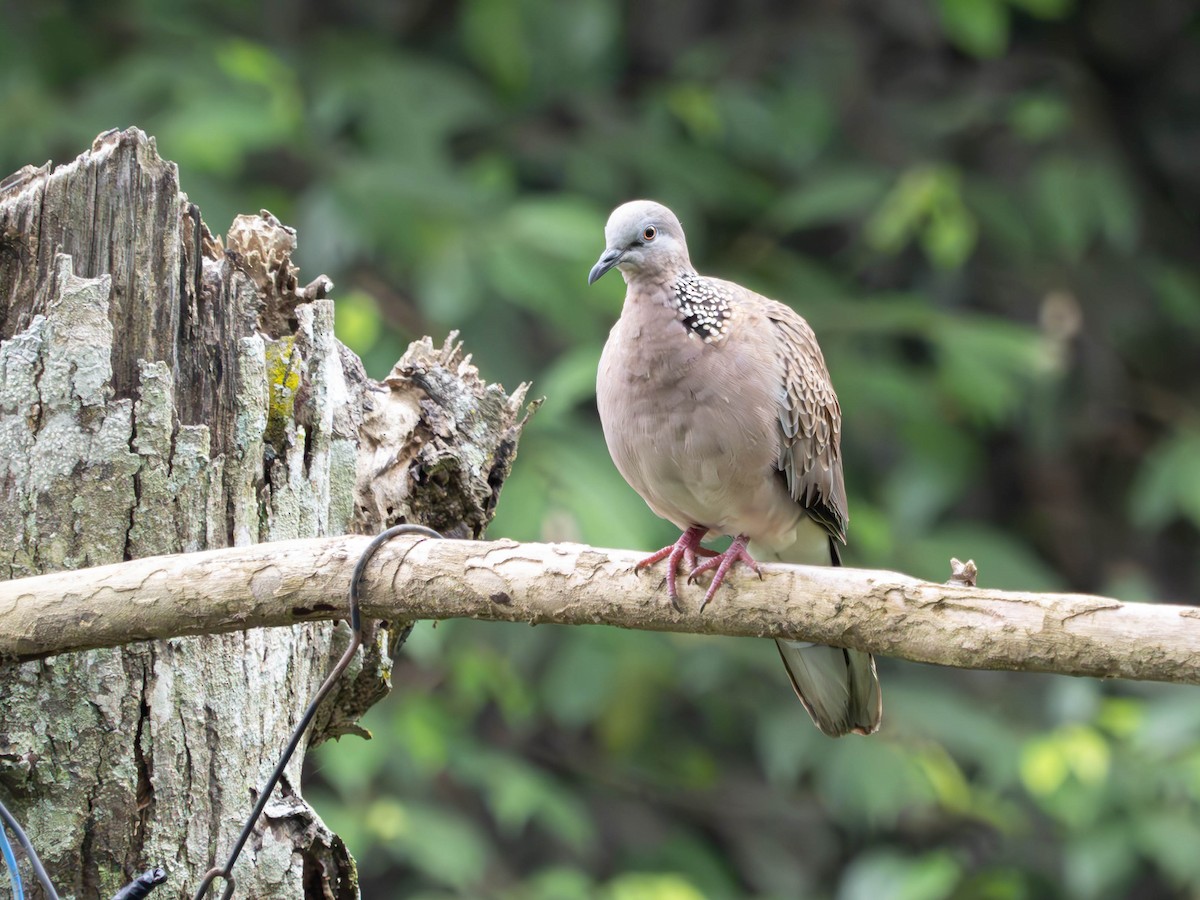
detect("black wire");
top-left (0, 795), bottom-right (59, 900)
top-left (111, 866), bottom-right (168, 899)
top-left (193, 524), bottom-right (441, 900)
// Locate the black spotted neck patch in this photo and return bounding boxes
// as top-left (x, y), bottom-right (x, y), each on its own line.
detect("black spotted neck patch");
top-left (671, 273), bottom-right (732, 343)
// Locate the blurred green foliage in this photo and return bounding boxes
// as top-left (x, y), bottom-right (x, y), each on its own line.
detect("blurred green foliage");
top-left (5, 0), bottom-right (1200, 896)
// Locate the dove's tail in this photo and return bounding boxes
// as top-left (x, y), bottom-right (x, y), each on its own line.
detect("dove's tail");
top-left (756, 537), bottom-right (882, 737)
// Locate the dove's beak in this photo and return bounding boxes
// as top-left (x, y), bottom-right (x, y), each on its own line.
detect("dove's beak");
top-left (588, 247), bottom-right (625, 285)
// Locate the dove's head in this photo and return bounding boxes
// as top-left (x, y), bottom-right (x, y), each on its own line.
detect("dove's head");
top-left (588, 200), bottom-right (691, 285)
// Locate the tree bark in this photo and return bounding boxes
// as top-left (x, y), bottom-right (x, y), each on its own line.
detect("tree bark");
top-left (0, 129), bottom-right (530, 898)
top-left (0, 536), bottom-right (1195, 687)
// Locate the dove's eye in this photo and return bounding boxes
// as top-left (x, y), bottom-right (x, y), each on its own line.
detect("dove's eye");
top-left (642, 225), bottom-right (657, 242)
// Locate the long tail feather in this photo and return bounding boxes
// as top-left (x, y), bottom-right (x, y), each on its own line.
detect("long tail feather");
top-left (755, 534), bottom-right (882, 737)
top-left (774, 639), bottom-right (881, 736)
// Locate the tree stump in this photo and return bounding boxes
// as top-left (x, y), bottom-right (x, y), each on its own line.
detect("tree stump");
top-left (0, 129), bottom-right (531, 898)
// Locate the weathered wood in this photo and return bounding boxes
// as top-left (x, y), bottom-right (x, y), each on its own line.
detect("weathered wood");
top-left (0, 129), bottom-right (530, 898)
top-left (0, 536), bottom-right (1195, 686)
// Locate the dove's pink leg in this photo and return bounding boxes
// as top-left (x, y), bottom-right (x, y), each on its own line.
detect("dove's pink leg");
top-left (687, 534), bottom-right (762, 611)
top-left (635, 525), bottom-right (716, 610)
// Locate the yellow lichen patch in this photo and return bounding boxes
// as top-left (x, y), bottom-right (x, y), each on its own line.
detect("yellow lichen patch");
top-left (264, 336), bottom-right (301, 449)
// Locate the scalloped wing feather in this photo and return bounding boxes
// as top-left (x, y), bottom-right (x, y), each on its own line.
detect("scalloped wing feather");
top-left (765, 302), bottom-right (848, 544)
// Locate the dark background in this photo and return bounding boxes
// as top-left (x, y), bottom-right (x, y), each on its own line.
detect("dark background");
top-left (4, 0), bottom-right (1200, 896)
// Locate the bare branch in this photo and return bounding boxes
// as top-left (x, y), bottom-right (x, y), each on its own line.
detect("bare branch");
top-left (1, 535), bottom-right (1197, 683)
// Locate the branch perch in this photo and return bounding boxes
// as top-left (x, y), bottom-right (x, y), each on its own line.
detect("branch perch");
top-left (2, 535), bottom-right (1197, 684)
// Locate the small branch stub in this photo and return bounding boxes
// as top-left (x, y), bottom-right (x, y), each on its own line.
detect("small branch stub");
top-left (947, 558), bottom-right (978, 588)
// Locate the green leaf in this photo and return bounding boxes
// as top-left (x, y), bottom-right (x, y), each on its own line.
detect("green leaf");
top-left (866, 166), bottom-right (978, 269)
top-left (455, 749), bottom-right (596, 850)
top-left (1064, 825), bottom-right (1137, 900)
top-left (1129, 426), bottom-right (1200, 531)
top-left (415, 233), bottom-right (480, 324)
top-left (310, 721), bottom-right (393, 793)
top-left (967, 180), bottom-right (1037, 259)
top-left (603, 873), bottom-right (707, 900)
top-left (817, 739), bottom-right (936, 827)
top-left (214, 38), bottom-right (301, 123)
top-left (886, 681), bottom-right (1024, 788)
top-left (1128, 689), bottom-right (1200, 756)
top-left (1133, 811), bottom-right (1200, 884)
top-left (1020, 737), bottom-right (1070, 796)
top-left (865, 170), bottom-right (936, 254)
top-left (922, 203), bottom-right (977, 269)
top-left (460, 0), bottom-right (531, 93)
top-left (510, 867), bottom-right (597, 900)
top-left (1030, 156), bottom-right (1094, 259)
top-left (535, 345), bottom-right (602, 422)
top-left (883, 427), bottom-right (978, 530)
top-left (540, 631), bottom-right (620, 726)
top-left (770, 167), bottom-right (890, 230)
top-left (626, 832), bottom-right (743, 899)
top-left (1085, 161), bottom-right (1138, 252)
top-left (1149, 261), bottom-right (1200, 332)
top-left (333, 289), bottom-right (382, 356)
top-left (937, 0), bottom-right (1011, 58)
top-left (839, 850), bottom-right (962, 900)
top-left (755, 705), bottom-right (824, 785)
top-left (1020, 726), bottom-right (1110, 800)
top-left (391, 695), bottom-right (456, 773)
top-left (503, 197), bottom-right (604, 262)
top-left (1095, 698), bottom-right (1144, 739)
top-left (665, 83), bottom-right (723, 140)
top-left (1009, 92), bottom-right (1072, 142)
top-left (931, 316), bottom-right (1055, 425)
top-left (385, 802), bottom-right (492, 889)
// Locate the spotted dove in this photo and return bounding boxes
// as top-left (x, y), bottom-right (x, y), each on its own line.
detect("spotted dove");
top-left (589, 200), bottom-right (881, 737)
